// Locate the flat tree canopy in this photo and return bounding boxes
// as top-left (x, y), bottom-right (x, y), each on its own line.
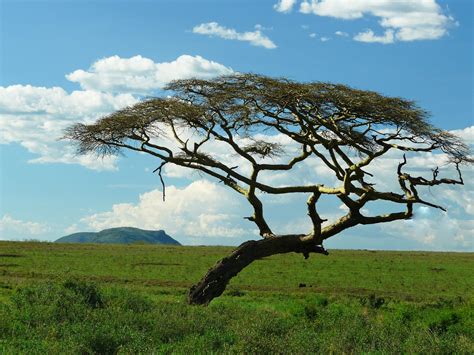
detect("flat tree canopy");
top-left (65, 74), bottom-right (472, 305)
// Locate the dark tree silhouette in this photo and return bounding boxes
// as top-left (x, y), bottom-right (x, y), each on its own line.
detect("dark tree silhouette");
top-left (65, 74), bottom-right (472, 305)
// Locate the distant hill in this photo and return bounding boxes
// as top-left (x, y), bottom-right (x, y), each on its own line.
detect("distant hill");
top-left (55, 227), bottom-right (180, 245)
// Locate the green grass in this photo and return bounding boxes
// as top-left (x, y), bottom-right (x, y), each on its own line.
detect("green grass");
top-left (0, 241), bottom-right (473, 353)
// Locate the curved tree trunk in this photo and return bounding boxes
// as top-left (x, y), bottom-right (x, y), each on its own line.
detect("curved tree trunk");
top-left (187, 235), bottom-right (328, 305)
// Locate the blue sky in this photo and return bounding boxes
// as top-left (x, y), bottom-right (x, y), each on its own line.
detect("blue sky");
top-left (0, 0), bottom-right (472, 250)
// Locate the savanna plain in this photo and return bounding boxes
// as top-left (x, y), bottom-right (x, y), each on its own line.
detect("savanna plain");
top-left (0, 241), bottom-right (472, 354)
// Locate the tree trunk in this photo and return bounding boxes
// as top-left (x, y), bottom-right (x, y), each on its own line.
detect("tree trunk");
top-left (187, 235), bottom-right (328, 305)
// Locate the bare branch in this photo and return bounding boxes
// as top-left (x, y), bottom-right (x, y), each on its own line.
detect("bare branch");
top-left (245, 167), bottom-right (274, 238)
top-left (306, 192), bottom-right (327, 241)
top-left (259, 144), bottom-right (311, 171)
top-left (153, 161), bottom-right (168, 202)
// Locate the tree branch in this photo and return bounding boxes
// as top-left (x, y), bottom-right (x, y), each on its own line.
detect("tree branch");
top-left (152, 161), bottom-right (168, 201)
top-left (307, 192), bottom-right (327, 242)
top-left (245, 167), bottom-right (274, 238)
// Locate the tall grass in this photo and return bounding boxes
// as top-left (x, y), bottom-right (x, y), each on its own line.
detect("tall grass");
top-left (0, 280), bottom-right (472, 354)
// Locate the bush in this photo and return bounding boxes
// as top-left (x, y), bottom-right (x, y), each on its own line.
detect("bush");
top-left (63, 279), bottom-right (104, 309)
top-left (428, 312), bottom-right (461, 334)
top-left (360, 293), bottom-right (385, 309)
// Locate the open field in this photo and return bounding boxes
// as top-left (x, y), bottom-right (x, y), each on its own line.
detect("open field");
top-left (0, 241), bottom-right (473, 353)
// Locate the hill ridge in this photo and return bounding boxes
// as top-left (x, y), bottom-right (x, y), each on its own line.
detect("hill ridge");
top-left (56, 227), bottom-right (180, 245)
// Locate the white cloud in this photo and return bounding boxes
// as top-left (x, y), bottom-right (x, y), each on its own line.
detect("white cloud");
top-left (0, 54), bottom-right (232, 170)
top-left (354, 29), bottom-right (395, 44)
top-left (450, 126), bottom-right (474, 145)
top-left (335, 30), bottom-right (349, 37)
top-left (0, 85), bottom-right (135, 170)
top-left (193, 22), bottom-right (277, 49)
top-left (255, 24), bottom-right (273, 31)
top-left (77, 180), bottom-right (256, 245)
top-left (444, 187), bottom-right (474, 216)
top-left (66, 55), bottom-right (233, 94)
top-left (274, 0), bottom-right (297, 13)
top-left (384, 213), bottom-right (473, 251)
top-left (309, 32), bottom-right (317, 38)
top-left (0, 85), bottom-right (136, 117)
top-left (63, 224), bottom-right (81, 235)
top-left (320, 36), bottom-right (330, 42)
top-left (0, 215), bottom-right (50, 240)
top-left (284, 0), bottom-right (454, 43)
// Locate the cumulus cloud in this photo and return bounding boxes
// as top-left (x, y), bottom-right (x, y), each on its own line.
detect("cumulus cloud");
top-left (354, 29), bottom-right (395, 44)
top-left (66, 55), bottom-right (233, 94)
top-left (0, 85), bottom-right (135, 117)
top-left (193, 22), bottom-right (277, 49)
top-left (383, 212), bottom-right (473, 251)
top-left (0, 85), bottom-right (135, 170)
top-left (274, 0), bottom-right (297, 13)
top-left (0, 54), bottom-right (232, 170)
top-left (279, 0), bottom-right (455, 43)
top-left (0, 215), bottom-right (50, 240)
top-left (450, 126), bottom-right (474, 144)
top-left (76, 180), bottom-right (256, 245)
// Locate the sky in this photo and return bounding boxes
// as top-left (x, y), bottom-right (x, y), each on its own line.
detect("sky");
top-left (0, 0), bottom-right (472, 251)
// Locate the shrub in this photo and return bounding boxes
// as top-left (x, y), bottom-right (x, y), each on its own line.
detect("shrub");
top-left (63, 279), bottom-right (104, 309)
top-left (360, 293), bottom-right (385, 309)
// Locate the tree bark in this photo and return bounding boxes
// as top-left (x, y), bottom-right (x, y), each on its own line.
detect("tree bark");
top-left (187, 235), bottom-right (328, 305)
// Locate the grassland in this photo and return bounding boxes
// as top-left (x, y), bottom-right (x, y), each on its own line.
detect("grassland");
top-left (0, 241), bottom-right (473, 354)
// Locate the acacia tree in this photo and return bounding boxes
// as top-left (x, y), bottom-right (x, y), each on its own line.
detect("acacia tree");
top-left (65, 74), bottom-right (471, 305)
